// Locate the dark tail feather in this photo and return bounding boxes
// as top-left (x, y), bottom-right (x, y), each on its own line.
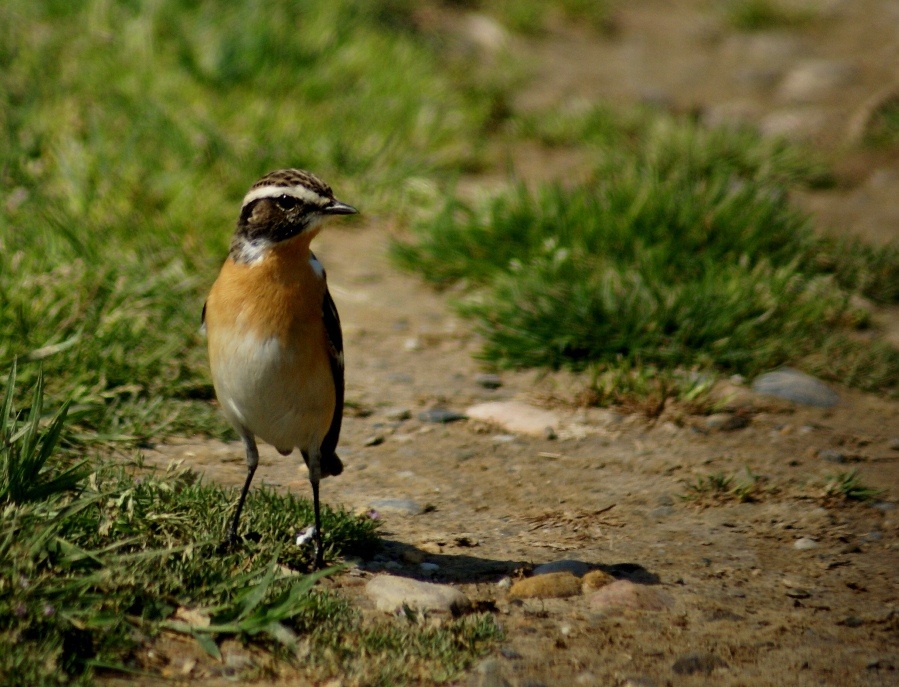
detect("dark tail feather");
top-left (321, 453), bottom-right (344, 477)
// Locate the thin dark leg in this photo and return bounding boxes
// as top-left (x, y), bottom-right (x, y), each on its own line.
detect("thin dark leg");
top-left (224, 433), bottom-right (259, 548)
top-left (311, 478), bottom-right (324, 569)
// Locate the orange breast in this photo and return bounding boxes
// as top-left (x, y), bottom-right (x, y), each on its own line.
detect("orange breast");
top-left (204, 234), bottom-right (335, 451)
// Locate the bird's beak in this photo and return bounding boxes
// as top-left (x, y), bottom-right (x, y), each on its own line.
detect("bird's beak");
top-left (324, 199), bottom-right (358, 215)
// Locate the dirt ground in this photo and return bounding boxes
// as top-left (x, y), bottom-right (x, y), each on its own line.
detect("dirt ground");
top-left (141, 2), bottom-right (898, 685)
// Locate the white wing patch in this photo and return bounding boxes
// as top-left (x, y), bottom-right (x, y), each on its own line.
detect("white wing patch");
top-left (242, 183), bottom-right (328, 208)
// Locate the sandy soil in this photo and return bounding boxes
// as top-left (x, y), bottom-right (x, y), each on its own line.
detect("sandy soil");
top-left (137, 2), bottom-right (898, 685)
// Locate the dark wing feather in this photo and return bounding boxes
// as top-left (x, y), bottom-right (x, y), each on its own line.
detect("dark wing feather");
top-left (319, 282), bottom-right (344, 476)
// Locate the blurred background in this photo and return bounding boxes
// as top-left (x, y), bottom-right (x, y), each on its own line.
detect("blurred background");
top-left (2, 2), bottom-right (898, 684)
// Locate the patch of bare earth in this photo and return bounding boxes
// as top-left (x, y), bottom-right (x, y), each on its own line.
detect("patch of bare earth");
top-left (136, 2), bottom-right (898, 685)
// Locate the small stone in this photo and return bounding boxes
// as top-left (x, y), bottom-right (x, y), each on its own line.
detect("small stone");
top-left (752, 368), bottom-right (840, 408)
top-left (543, 426), bottom-right (558, 441)
top-left (496, 577), bottom-right (512, 590)
top-left (365, 575), bottom-right (471, 615)
top-left (475, 373), bottom-right (503, 389)
top-left (420, 562), bottom-right (440, 573)
top-left (778, 59), bottom-right (859, 104)
top-left (468, 657), bottom-right (510, 687)
top-left (621, 678), bottom-right (657, 687)
top-left (649, 506), bottom-right (675, 519)
top-left (465, 401), bottom-right (560, 437)
top-left (586, 580), bottom-right (673, 612)
top-left (509, 572), bottom-right (582, 599)
top-left (704, 413), bottom-right (750, 431)
top-left (368, 498), bottom-right (424, 516)
top-left (819, 449), bottom-right (846, 463)
top-left (384, 407), bottom-right (411, 421)
top-left (793, 537), bottom-right (819, 550)
top-left (888, 437), bottom-right (899, 451)
top-left (401, 549), bottom-right (425, 565)
top-left (672, 652), bottom-right (728, 676)
top-left (582, 570), bottom-right (615, 593)
top-left (533, 560), bottom-right (590, 578)
top-left (418, 408), bottom-right (466, 424)
top-left (364, 435), bottom-right (385, 447)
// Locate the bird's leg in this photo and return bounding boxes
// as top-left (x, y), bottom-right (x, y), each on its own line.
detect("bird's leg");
top-left (224, 432), bottom-right (259, 549)
top-left (307, 449), bottom-right (324, 569)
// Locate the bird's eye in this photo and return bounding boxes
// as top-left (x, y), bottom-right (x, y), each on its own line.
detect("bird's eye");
top-left (276, 195), bottom-right (300, 210)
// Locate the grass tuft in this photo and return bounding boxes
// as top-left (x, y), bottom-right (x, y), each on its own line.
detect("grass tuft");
top-left (724, 0), bottom-right (816, 31)
top-left (822, 470), bottom-right (884, 503)
top-left (393, 116), bottom-right (899, 398)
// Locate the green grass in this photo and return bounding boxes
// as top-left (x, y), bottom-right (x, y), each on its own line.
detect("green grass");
top-left (0, 0), bottom-right (507, 444)
top-left (0, 371), bottom-right (498, 686)
top-left (681, 469), bottom-right (764, 504)
top-left (393, 112), bottom-right (899, 397)
top-left (822, 470), bottom-right (883, 503)
top-left (723, 0), bottom-right (816, 31)
top-left (864, 97), bottom-right (899, 149)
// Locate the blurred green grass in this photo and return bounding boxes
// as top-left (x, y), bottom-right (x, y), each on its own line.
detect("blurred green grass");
top-left (1, 0), bottom-right (501, 443)
top-left (394, 109), bottom-right (899, 396)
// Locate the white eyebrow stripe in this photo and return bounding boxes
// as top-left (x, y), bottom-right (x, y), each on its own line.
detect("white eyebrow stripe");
top-left (241, 184), bottom-right (328, 208)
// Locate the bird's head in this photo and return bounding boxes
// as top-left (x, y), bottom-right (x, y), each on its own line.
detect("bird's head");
top-left (231, 169), bottom-right (357, 262)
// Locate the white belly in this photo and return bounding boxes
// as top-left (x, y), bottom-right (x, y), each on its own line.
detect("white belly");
top-left (211, 330), bottom-right (334, 453)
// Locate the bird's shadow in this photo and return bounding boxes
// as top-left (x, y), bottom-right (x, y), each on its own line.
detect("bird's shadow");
top-left (367, 537), bottom-right (661, 586)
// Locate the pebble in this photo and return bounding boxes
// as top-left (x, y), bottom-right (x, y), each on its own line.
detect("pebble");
top-left (365, 575), bottom-right (471, 615)
top-left (793, 537), bottom-right (819, 550)
top-left (704, 413), bottom-right (750, 431)
top-left (363, 435), bottom-right (385, 447)
top-left (465, 401), bottom-right (561, 437)
top-left (509, 572), bottom-right (582, 599)
top-left (533, 560), bottom-right (591, 578)
top-left (819, 449), bottom-right (846, 464)
top-left (384, 407), bottom-right (411, 421)
top-left (418, 408), bottom-right (466, 424)
top-left (751, 368), bottom-right (840, 408)
top-left (368, 498), bottom-right (424, 516)
top-left (888, 437), bottom-right (899, 451)
top-left (672, 652), bottom-right (728, 675)
top-left (468, 657), bottom-right (510, 687)
top-left (777, 59), bottom-right (859, 104)
top-left (420, 562), bottom-right (440, 573)
top-left (496, 577), bottom-right (512, 590)
top-left (582, 570), bottom-right (615, 593)
top-left (621, 678), bottom-right (657, 687)
top-left (586, 580), bottom-right (673, 612)
top-left (475, 373), bottom-right (503, 389)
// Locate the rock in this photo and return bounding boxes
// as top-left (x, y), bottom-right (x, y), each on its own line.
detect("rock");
top-left (419, 562), bottom-right (440, 573)
top-left (793, 537), bottom-right (819, 550)
top-left (475, 373), bottom-right (503, 389)
top-left (384, 407), bottom-right (411, 421)
top-left (461, 13), bottom-right (511, 55)
top-left (672, 652), bottom-right (728, 675)
top-left (621, 678), bottom-right (657, 687)
top-left (586, 580), bottom-right (673, 612)
top-left (759, 108), bottom-right (828, 140)
top-left (363, 435), bottom-right (385, 447)
top-left (533, 560), bottom-right (590, 577)
top-left (368, 498), bottom-right (424, 516)
top-left (888, 437), bottom-right (899, 451)
top-left (819, 449), bottom-right (846, 464)
top-left (704, 413), bottom-right (750, 431)
top-left (365, 575), bottom-right (471, 615)
top-left (582, 570), bottom-right (615, 593)
top-left (751, 368), bottom-right (840, 408)
top-left (509, 573), bottom-right (582, 599)
top-left (777, 59), bottom-right (859, 104)
top-left (465, 401), bottom-right (560, 437)
top-left (468, 657), bottom-right (510, 687)
top-left (418, 408), bottom-right (466, 424)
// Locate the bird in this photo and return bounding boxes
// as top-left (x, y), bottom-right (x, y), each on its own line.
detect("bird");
top-left (202, 168), bottom-right (357, 568)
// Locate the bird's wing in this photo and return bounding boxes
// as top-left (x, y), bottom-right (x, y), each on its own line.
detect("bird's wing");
top-left (320, 281), bottom-right (344, 467)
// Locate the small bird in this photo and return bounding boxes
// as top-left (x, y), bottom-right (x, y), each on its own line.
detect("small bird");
top-left (202, 168), bottom-right (357, 568)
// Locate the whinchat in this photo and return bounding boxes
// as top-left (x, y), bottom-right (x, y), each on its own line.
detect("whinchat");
top-left (203, 169), bottom-right (357, 568)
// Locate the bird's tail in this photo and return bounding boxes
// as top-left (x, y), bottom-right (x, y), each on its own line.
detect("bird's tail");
top-left (321, 453), bottom-right (344, 477)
